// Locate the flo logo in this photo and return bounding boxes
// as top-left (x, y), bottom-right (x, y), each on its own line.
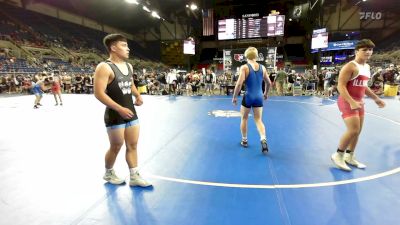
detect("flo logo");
top-left (208, 110), bottom-right (252, 118)
top-left (360, 12), bottom-right (382, 20)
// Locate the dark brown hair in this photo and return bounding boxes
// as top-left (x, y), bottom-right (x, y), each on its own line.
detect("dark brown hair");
top-left (103, 34), bottom-right (127, 53)
top-left (355, 39), bottom-right (375, 50)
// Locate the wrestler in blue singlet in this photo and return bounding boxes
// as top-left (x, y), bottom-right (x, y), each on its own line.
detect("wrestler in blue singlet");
top-left (32, 83), bottom-right (43, 96)
top-left (241, 63), bottom-right (264, 108)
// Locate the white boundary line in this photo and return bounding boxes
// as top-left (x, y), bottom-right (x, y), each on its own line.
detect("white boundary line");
top-left (365, 112), bottom-right (400, 125)
top-left (144, 167), bottom-right (400, 189)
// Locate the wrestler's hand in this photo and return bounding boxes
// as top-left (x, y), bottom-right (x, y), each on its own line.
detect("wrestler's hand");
top-left (263, 92), bottom-right (268, 100)
top-left (350, 100), bottom-right (363, 110)
top-left (232, 97), bottom-right (237, 106)
top-left (375, 98), bottom-right (386, 108)
top-left (135, 95), bottom-right (143, 106)
top-left (117, 107), bottom-right (134, 119)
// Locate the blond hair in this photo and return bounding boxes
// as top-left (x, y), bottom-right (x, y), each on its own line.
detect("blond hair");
top-left (244, 47), bottom-right (258, 60)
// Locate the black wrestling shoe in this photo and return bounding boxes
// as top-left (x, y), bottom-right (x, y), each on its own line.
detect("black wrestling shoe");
top-left (261, 139), bottom-right (269, 153)
top-left (240, 140), bottom-right (248, 148)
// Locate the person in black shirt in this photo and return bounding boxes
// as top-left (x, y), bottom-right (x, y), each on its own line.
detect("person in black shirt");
top-left (287, 72), bottom-right (295, 93)
top-left (94, 34), bottom-right (151, 187)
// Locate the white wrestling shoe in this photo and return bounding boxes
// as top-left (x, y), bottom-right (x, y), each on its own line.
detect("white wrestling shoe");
top-left (345, 153), bottom-right (366, 169)
top-left (103, 169), bottom-right (125, 185)
top-left (129, 172), bottom-right (152, 187)
top-left (331, 152), bottom-right (352, 171)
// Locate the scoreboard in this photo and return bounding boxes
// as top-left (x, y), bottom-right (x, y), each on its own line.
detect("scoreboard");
top-left (218, 15), bottom-right (285, 40)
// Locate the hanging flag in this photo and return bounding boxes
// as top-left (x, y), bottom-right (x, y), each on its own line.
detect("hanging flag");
top-left (202, 8), bottom-right (214, 36)
top-left (291, 3), bottom-right (310, 19)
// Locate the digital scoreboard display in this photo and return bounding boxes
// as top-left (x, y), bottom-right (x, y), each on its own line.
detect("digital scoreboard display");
top-left (311, 28), bottom-right (329, 50)
top-left (183, 40), bottom-right (195, 55)
top-left (218, 15), bottom-right (285, 40)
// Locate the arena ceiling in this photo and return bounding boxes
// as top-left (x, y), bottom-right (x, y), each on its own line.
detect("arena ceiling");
top-left (24, 0), bottom-right (400, 36)
top-left (24, 0), bottom-right (310, 34)
top-left (27, 0), bottom-right (202, 32)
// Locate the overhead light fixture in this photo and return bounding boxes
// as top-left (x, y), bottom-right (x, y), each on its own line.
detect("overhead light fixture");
top-left (142, 6), bottom-right (151, 12)
top-left (151, 11), bottom-right (161, 19)
top-left (190, 3), bottom-right (198, 10)
top-left (125, 0), bottom-right (139, 4)
top-left (355, 0), bottom-right (366, 5)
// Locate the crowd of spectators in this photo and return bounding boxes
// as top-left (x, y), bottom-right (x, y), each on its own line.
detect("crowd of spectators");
top-left (268, 64), bottom-right (399, 97)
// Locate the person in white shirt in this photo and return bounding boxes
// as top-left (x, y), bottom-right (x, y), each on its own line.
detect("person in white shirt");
top-left (166, 69), bottom-right (177, 95)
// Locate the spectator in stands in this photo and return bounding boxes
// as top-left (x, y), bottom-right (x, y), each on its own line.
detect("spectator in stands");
top-left (382, 64), bottom-right (396, 85)
top-left (286, 70), bottom-right (295, 94)
top-left (268, 68), bottom-right (277, 94)
top-left (317, 70), bottom-right (324, 96)
top-left (63, 74), bottom-right (72, 93)
top-left (275, 68), bottom-right (287, 96)
top-left (8, 74), bottom-right (17, 94)
top-left (185, 72), bottom-right (193, 96)
top-left (175, 72), bottom-right (185, 95)
top-left (370, 78), bottom-right (384, 96)
top-left (15, 74), bottom-right (24, 93)
top-left (191, 71), bottom-right (201, 95)
top-left (0, 76), bottom-right (7, 93)
top-left (166, 69), bottom-right (177, 95)
top-left (304, 69), bottom-right (317, 94)
top-left (217, 72), bottom-right (228, 95)
top-left (328, 75), bottom-right (338, 97)
top-left (22, 76), bottom-right (33, 94)
top-left (148, 79), bottom-right (160, 95)
top-left (204, 69), bottom-right (214, 96)
top-left (73, 74), bottom-right (83, 93)
top-left (323, 69), bottom-right (332, 98)
top-left (83, 74), bottom-right (93, 94)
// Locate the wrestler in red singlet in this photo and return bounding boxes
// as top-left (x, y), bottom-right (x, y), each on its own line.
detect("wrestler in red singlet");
top-left (51, 79), bottom-right (61, 94)
top-left (331, 39), bottom-right (385, 172)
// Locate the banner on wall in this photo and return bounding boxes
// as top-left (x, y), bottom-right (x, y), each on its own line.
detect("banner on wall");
top-left (311, 40), bottom-right (358, 53)
top-left (231, 47), bottom-right (276, 74)
top-left (223, 50), bottom-right (232, 72)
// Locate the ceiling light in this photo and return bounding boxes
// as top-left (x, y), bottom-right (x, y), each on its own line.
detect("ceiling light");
top-left (151, 11), bottom-right (161, 19)
top-left (190, 3), bottom-right (198, 10)
top-left (142, 6), bottom-right (151, 12)
top-left (125, 0), bottom-right (139, 4)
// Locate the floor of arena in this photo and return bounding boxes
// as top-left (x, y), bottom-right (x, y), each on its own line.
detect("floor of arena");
top-left (0, 94), bottom-right (399, 225)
